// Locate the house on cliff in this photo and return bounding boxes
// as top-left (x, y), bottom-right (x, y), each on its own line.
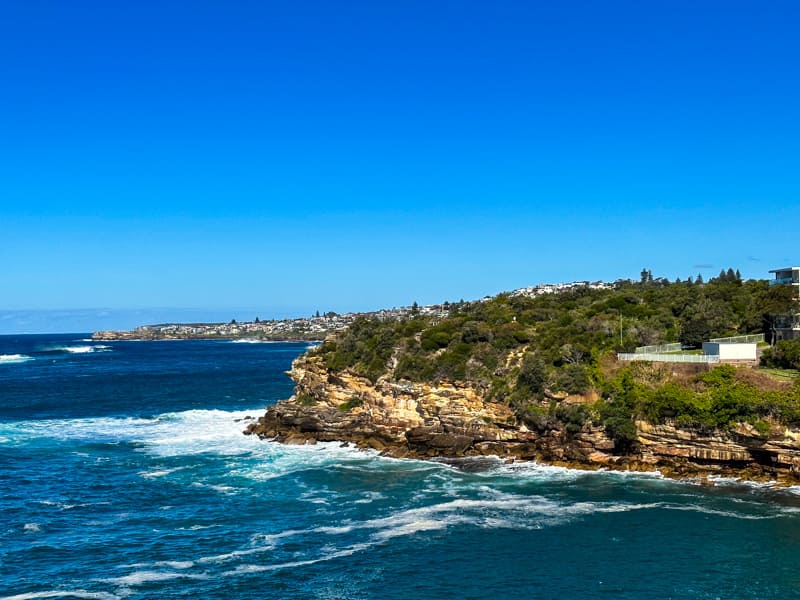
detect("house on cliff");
top-left (769, 266), bottom-right (800, 342)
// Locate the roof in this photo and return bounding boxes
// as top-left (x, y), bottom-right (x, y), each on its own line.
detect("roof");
top-left (769, 267), bottom-right (800, 273)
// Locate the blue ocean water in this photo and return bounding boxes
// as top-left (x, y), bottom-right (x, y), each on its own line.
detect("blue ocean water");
top-left (2, 335), bottom-right (800, 599)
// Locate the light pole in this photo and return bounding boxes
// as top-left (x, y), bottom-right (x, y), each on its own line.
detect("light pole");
top-left (610, 309), bottom-right (623, 348)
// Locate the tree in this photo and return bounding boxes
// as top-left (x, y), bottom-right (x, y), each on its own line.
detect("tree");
top-left (315, 310), bottom-right (320, 318)
top-left (411, 301), bottom-right (420, 316)
top-left (230, 319), bottom-right (237, 325)
top-left (255, 316), bottom-right (260, 323)
top-left (680, 318), bottom-right (711, 348)
top-left (517, 352), bottom-right (548, 396)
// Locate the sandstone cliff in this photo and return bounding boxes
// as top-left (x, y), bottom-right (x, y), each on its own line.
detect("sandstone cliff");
top-left (246, 354), bottom-right (800, 484)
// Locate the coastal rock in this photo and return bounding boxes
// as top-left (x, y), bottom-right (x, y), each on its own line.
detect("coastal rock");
top-left (636, 420), bottom-right (800, 478)
top-left (245, 355), bottom-right (545, 459)
top-left (246, 354), bottom-right (800, 483)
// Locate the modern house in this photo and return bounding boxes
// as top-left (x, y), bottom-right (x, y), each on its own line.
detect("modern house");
top-left (769, 267), bottom-right (800, 296)
top-left (769, 266), bottom-right (800, 341)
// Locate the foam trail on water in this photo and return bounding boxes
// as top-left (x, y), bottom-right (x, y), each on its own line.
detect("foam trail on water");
top-left (223, 542), bottom-right (373, 576)
top-left (63, 345), bottom-right (111, 354)
top-left (102, 571), bottom-right (208, 586)
top-left (0, 354), bottom-right (33, 364)
top-left (37, 344), bottom-right (112, 354)
top-left (0, 592), bottom-right (120, 600)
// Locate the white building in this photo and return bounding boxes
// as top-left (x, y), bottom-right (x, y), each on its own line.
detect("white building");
top-left (702, 342), bottom-right (757, 362)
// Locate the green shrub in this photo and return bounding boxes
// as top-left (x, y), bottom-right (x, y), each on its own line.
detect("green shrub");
top-left (761, 339), bottom-right (800, 370)
top-left (554, 404), bottom-right (589, 435)
top-left (338, 395), bottom-right (363, 411)
top-left (517, 352), bottom-right (548, 397)
top-left (296, 393), bottom-right (317, 406)
top-left (554, 364), bottom-right (590, 395)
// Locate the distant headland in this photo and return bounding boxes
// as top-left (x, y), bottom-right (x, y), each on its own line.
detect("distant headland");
top-left (92, 280), bottom-right (611, 341)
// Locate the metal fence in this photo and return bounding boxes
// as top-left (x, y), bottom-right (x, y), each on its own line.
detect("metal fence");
top-left (708, 334), bottom-right (765, 344)
top-left (618, 353), bottom-right (720, 363)
top-left (634, 342), bottom-right (683, 354)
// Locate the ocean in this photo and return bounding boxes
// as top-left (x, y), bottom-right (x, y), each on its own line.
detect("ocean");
top-left (2, 334), bottom-right (800, 599)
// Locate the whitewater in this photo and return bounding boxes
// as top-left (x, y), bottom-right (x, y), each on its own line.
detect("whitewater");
top-left (2, 334), bottom-right (799, 599)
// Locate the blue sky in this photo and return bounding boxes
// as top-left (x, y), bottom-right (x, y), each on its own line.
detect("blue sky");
top-left (2, 1), bottom-right (799, 332)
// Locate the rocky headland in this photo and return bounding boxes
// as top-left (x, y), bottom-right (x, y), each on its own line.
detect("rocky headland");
top-left (246, 353), bottom-right (800, 485)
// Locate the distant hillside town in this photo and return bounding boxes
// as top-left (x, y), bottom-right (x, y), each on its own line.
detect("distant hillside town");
top-left (93, 270), bottom-right (800, 343)
top-left (92, 279), bottom-right (614, 341)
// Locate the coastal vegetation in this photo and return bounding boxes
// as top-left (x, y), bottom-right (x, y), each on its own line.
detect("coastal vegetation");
top-left (309, 272), bottom-right (800, 450)
top-left (761, 339), bottom-right (800, 371)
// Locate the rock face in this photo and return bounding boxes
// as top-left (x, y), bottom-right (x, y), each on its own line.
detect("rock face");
top-left (637, 421), bottom-right (800, 482)
top-left (246, 354), bottom-right (800, 484)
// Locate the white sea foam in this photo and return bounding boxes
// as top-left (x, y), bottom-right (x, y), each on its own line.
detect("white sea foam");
top-left (0, 353), bottom-right (33, 364)
top-left (36, 500), bottom-right (110, 511)
top-left (138, 466), bottom-right (189, 478)
top-left (157, 561), bottom-right (195, 570)
top-left (23, 523), bottom-right (41, 533)
top-left (662, 503), bottom-right (780, 520)
top-left (228, 339), bottom-right (272, 344)
top-left (1, 407), bottom-right (386, 490)
top-left (195, 547), bottom-right (270, 565)
top-left (63, 345), bottom-right (111, 354)
top-left (371, 517), bottom-right (449, 541)
top-left (102, 570), bottom-right (208, 586)
top-left (216, 493), bottom-right (652, 577)
top-left (249, 528), bottom-right (309, 544)
top-left (276, 493), bottom-right (658, 550)
top-left (222, 543), bottom-right (372, 576)
top-left (191, 482), bottom-right (239, 494)
top-left (37, 344), bottom-right (112, 355)
top-left (0, 591), bottom-right (120, 600)
top-left (124, 560), bottom-right (195, 570)
top-left (127, 484), bottom-right (787, 582)
top-left (353, 491), bottom-right (385, 504)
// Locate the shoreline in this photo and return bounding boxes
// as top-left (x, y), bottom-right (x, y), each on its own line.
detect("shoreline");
top-left (248, 426), bottom-right (800, 490)
top-left (246, 420), bottom-right (800, 489)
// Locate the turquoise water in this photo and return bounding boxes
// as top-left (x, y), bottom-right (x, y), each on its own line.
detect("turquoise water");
top-left (2, 335), bottom-right (800, 599)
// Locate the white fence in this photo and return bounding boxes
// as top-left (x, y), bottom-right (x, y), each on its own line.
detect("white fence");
top-left (618, 353), bottom-right (720, 364)
top-left (634, 342), bottom-right (683, 354)
top-left (708, 334), bottom-right (765, 344)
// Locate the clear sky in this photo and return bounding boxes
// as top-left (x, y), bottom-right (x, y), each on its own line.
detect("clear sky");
top-left (2, 1), bottom-right (799, 332)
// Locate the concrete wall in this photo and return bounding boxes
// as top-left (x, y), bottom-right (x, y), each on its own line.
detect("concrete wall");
top-left (702, 342), bottom-right (757, 361)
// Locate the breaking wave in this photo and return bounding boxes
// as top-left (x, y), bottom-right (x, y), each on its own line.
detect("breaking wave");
top-left (0, 354), bottom-right (33, 364)
top-left (54, 345), bottom-right (112, 354)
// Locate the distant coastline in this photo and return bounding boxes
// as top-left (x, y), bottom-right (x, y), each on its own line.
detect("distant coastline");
top-left (91, 304), bottom-right (448, 342)
top-left (92, 280), bottom-right (611, 342)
